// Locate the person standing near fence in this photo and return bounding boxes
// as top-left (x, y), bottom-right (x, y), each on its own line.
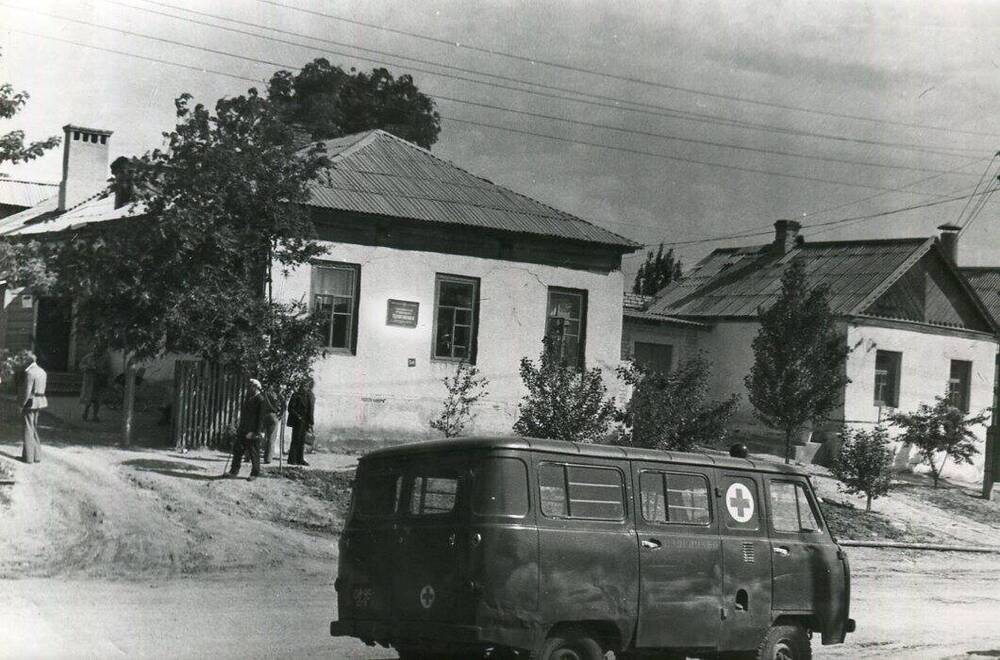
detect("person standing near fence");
top-left (261, 388), bottom-right (280, 465)
top-left (79, 347), bottom-right (109, 422)
top-left (229, 378), bottom-right (266, 480)
top-left (21, 351), bottom-right (47, 464)
top-left (287, 378), bottom-right (315, 466)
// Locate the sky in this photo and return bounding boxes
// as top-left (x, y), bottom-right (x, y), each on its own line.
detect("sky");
top-left (1, 0), bottom-right (999, 279)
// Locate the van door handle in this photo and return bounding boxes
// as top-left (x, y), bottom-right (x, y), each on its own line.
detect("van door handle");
top-left (641, 539), bottom-right (662, 550)
top-left (773, 546), bottom-right (789, 557)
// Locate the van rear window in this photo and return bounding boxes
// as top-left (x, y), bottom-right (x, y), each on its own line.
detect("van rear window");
top-left (355, 472), bottom-right (403, 518)
top-left (539, 463), bottom-right (624, 520)
top-left (409, 475), bottom-right (459, 516)
top-left (473, 458), bottom-right (529, 517)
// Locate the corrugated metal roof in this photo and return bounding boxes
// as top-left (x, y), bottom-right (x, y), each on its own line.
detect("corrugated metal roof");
top-left (0, 192), bottom-right (137, 237)
top-left (307, 130), bottom-right (639, 249)
top-left (961, 267), bottom-right (1000, 326)
top-left (623, 309), bottom-right (709, 328)
top-left (0, 178), bottom-right (58, 209)
top-left (646, 238), bottom-right (934, 318)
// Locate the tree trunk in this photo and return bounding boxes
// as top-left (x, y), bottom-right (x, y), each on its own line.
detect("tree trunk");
top-left (784, 427), bottom-right (793, 464)
top-left (865, 494), bottom-right (872, 512)
top-left (278, 396), bottom-right (288, 476)
top-left (121, 355), bottom-right (136, 448)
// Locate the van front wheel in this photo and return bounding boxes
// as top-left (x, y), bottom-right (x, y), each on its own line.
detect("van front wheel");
top-left (537, 630), bottom-right (604, 660)
top-left (755, 624), bottom-right (811, 660)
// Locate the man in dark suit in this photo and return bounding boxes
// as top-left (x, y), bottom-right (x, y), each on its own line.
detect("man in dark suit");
top-left (287, 378), bottom-right (315, 466)
top-left (229, 378), bottom-right (266, 480)
top-left (21, 351), bottom-right (48, 464)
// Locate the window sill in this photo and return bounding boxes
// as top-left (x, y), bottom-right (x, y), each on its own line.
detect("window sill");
top-left (321, 347), bottom-right (356, 357)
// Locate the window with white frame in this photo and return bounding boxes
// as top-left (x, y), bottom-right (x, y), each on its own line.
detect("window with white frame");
top-left (873, 350), bottom-right (902, 408)
top-left (948, 360), bottom-right (972, 413)
top-left (433, 274), bottom-right (478, 361)
top-left (311, 262), bottom-right (360, 352)
top-left (546, 287), bottom-right (587, 368)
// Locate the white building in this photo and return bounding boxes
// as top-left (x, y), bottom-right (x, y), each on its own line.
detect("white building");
top-left (624, 220), bottom-right (999, 482)
top-left (1, 127), bottom-right (640, 441)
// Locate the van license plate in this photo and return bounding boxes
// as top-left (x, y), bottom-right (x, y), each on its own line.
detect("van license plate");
top-left (352, 586), bottom-right (374, 609)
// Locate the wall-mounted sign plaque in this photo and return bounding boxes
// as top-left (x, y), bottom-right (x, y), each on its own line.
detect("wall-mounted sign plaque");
top-left (386, 299), bottom-right (419, 328)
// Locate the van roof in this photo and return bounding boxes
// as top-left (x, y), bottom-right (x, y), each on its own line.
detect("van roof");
top-left (361, 436), bottom-right (810, 477)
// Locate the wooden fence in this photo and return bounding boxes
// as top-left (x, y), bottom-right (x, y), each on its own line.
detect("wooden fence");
top-left (172, 360), bottom-right (247, 450)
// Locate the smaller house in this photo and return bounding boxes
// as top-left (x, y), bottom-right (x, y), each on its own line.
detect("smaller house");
top-left (643, 220), bottom-right (999, 482)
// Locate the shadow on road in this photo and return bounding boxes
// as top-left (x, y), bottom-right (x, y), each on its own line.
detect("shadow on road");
top-left (122, 458), bottom-right (227, 482)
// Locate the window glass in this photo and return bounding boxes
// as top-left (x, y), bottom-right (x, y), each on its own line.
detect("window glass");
top-left (640, 472), bottom-right (667, 522)
top-left (566, 465), bottom-right (624, 520)
top-left (770, 481), bottom-right (800, 532)
top-left (796, 484), bottom-right (821, 531)
top-left (873, 350), bottom-right (902, 408)
top-left (546, 288), bottom-right (587, 368)
top-left (409, 476), bottom-right (458, 516)
top-left (312, 263), bottom-right (359, 351)
top-left (473, 458), bottom-right (529, 517)
top-left (434, 275), bottom-right (478, 361)
top-left (948, 360), bottom-right (972, 413)
top-left (538, 463), bottom-right (568, 517)
top-left (640, 472), bottom-right (711, 524)
top-left (666, 473), bottom-right (711, 524)
top-left (355, 472), bottom-right (402, 518)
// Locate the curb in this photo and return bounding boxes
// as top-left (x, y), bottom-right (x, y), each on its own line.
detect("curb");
top-left (840, 540), bottom-right (1000, 554)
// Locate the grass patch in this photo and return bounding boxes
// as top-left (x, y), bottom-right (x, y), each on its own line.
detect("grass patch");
top-left (820, 498), bottom-right (937, 543)
top-left (260, 467), bottom-right (354, 519)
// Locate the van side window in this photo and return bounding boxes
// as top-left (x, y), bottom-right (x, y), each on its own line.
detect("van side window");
top-left (473, 458), bottom-right (529, 517)
top-left (770, 481), bottom-right (822, 533)
top-left (409, 475), bottom-right (459, 516)
top-left (538, 462), bottom-right (624, 520)
top-left (356, 472), bottom-right (403, 518)
top-left (639, 471), bottom-right (711, 525)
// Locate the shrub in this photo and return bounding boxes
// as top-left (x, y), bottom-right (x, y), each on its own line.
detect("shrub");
top-left (513, 338), bottom-right (616, 443)
top-left (430, 362), bottom-right (489, 438)
top-left (888, 395), bottom-right (989, 488)
top-left (831, 425), bottom-right (893, 512)
top-left (616, 355), bottom-right (738, 452)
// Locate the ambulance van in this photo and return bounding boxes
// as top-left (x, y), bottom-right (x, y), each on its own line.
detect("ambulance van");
top-left (331, 436), bottom-right (854, 659)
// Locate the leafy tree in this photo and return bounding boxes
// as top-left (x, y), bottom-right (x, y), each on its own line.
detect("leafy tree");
top-left (616, 355), bottom-right (739, 452)
top-left (53, 87), bottom-right (329, 445)
top-left (0, 240), bottom-right (54, 294)
top-left (513, 338), bottom-right (616, 443)
top-left (831, 425), bottom-right (893, 511)
top-left (888, 395), bottom-right (989, 488)
top-left (1, 48), bottom-right (60, 166)
top-left (430, 362), bottom-right (490, 438)
top-left (632, 244), bottom-right (682, 295)
top-left (745, 258), bottom-right (851, 463)
top-left (268, 59), bottom-right (440, 148)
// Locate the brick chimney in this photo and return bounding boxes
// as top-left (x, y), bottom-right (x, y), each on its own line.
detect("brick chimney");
top-left (58, 125), bottom-right (112, 212)
top-left (937, 223), bottom-right (961, 263)
top-left (773, 219), bottom-right (802, 254)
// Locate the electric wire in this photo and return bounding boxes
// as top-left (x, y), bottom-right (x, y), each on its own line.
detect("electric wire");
top-left (17, 0), bottom-right (985, 161)
top-left (252, 0), bottom-right (1000, 140)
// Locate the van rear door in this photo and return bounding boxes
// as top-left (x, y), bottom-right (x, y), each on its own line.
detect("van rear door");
top-left (393, 458), bottom-right (473, 624)
top-left (632, 462), bottom-right (721, 650)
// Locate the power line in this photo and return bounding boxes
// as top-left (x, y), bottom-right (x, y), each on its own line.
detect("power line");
top-left (441, 115), bottom-right (962, 197)
top-left (433, 95), bottom-right (973, 176)
top-left (253, 0), bottom-right (1000, 141)
top-left (954, 154), bottom-right (999, 229)
top-left (47, 0), bottom-right (984, 161)
top-left (635, 186), bottom-right (1000, 248)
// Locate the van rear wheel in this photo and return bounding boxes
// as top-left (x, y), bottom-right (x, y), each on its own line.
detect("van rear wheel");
top-left (755, 624), bottom-right (811, 660)
top-left (537, 629), bottom-right (604, 660)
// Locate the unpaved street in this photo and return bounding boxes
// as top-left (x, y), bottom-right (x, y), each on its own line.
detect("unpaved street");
top-left (2, 550), bottom-right (1000, 659)
top-left (2, 420), bottom-right (1000, 659)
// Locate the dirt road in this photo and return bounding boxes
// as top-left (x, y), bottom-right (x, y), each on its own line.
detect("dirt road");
top-left (3, 416), bottom-right (1000, 658)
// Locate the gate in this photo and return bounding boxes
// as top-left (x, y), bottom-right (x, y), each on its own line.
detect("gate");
top-left (172, 360), bottom-right (248, 450)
